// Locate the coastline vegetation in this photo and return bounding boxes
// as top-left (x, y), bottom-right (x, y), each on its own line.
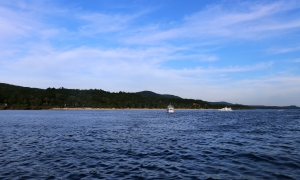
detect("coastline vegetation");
top-left (0, 83), bottom-right (251, 110)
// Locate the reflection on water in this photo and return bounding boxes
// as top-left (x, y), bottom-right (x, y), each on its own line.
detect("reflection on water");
top-left (0, 110), bottom-right (300, 179)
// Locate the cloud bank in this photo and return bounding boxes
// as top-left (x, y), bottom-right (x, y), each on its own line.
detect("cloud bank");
top-left (0, 0), bottom-right (300, 106)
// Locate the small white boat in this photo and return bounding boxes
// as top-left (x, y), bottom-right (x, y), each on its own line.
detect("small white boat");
top-left (167, 104), bottom-right (174, 113)
top-left (218, 107), bottom-right (232, 111)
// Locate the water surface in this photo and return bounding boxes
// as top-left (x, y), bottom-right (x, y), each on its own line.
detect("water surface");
top-left (0, 110), bottom-right (300, 179)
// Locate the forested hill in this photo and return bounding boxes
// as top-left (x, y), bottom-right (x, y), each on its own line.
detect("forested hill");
top-left (136, 91), bottom-right (182, 99)
top-left (210, 101), bottom-right (300, 109)
top-left (0, 83), bottom-right (251, 110)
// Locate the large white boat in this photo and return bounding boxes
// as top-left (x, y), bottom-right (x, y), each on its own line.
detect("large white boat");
top-left (218, 107), bottom-right (232, 111)
top-left (167, 104), bottom-right (174, 113)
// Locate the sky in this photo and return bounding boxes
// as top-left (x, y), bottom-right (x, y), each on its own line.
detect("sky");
top-left (1, 0), bottom-right (300, 106)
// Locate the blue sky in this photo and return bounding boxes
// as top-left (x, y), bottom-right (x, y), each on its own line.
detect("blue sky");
top-left (1, 0), bottom-right (300, 106)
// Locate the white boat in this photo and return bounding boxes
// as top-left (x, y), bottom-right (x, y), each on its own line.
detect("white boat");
top-left (167, 104), bottom-right (174, 113)
top-left (218, 107), bottom-right (232, 111)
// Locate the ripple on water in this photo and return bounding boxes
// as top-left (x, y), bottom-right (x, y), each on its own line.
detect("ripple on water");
top-left (0, 110), bottom-right (300, 179)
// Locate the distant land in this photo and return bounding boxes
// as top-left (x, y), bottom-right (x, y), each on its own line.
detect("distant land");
top-left (136, 90), bottom-right (182, 99)
top-left (210, 101), bottom-right (300, 109)
top-left (1, 82), bottom-right (298, 110)
top-left (0, 83), bottom-right (251, 110)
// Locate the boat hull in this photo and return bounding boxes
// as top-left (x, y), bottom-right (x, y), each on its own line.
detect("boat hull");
top-left (218, 107), bottom-right (232, 111)
top-left (167, 109), bottom-right (174, 113)
top-left (167, 104), bottom-right (174, 113)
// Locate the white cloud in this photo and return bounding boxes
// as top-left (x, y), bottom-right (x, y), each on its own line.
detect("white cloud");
top-left (123, 1), bottom-right (300, 44)
top-left (0, 1), bottom-right (300, 106)
top-left (0, 3), bottom-right (69, 43)
top-left (169, 62), bottom-right (273, 76)
top-left (267, 46), bottom-right (300, 54)
top-left (0, 7), bottom-right (36, 40)
top-left (1, 44), bottom-right (272, 90)
top-left (290, 59), bottom-right (300, 63)
top-left (78, 13), bottom-right (134, 34)
top-left (178, 75), bottom-right (300, 106)
top-left (3, 45), bottom-right (217, 77)
top-left (1, 43), bottom-right (299, 106)
top-left (77, 9), bottom-right (152, 35)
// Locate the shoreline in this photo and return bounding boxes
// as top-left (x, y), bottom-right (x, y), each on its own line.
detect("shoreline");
top-left (1, 107), bottom-right (254, 110)
top-left (50, 108), bottom-right (216, 111)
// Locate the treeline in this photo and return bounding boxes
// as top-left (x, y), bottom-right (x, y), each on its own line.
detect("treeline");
top-left (0, 83), bottom-right (251, 110)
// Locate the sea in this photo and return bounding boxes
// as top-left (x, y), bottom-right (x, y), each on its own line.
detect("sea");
top-left (0, 109), bottom-right (300, 180)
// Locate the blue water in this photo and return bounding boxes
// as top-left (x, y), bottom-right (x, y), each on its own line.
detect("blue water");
top-left (0, 110), bottom-right (300, 179)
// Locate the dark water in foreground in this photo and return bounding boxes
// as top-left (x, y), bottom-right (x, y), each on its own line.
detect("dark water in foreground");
top-left (0, 110), bottom-right (300, 180)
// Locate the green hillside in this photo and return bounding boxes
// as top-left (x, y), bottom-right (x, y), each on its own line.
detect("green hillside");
top-left (0, 83), bottom-right (251, 110)
top-left (136, 91), bottom-right (182, 99)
